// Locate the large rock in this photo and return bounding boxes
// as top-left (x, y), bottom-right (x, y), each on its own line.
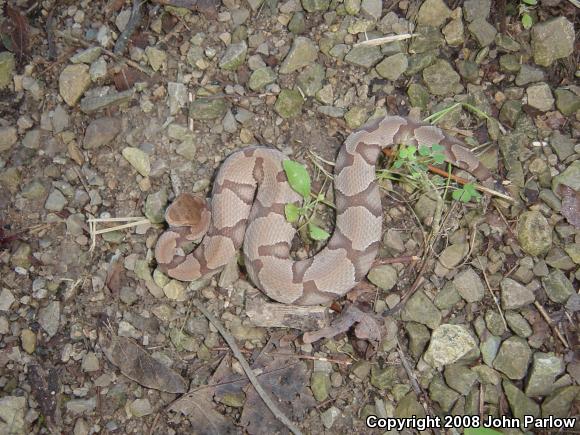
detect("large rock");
top-left (517, 211), bottom-right (552, 256)
top-left (542, 269), bottom-right (574, 304)
top-left (423, 324), bottom-right (478, 368)
top-left (525, 353), bottom-right (564, 397)
top-left (279, 37), bottom-right (318, 74)
top-left (500, 278), bottom-right (535, 309)
top-left (417, 0), bottom-right (451, 27)
top-left (59, 64), bottom-right (91, 106)
top-left (0, 126), bottom-right (17, 152)
top-left (0, 52), bottom-right (15, 89)
top-left (531, 17), bottom-right (575, 67)
top-left (493, 336), bottom-right (531, 380)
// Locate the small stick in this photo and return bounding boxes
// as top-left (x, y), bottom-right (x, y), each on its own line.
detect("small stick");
top-left (114, 0), bottom-right (143, 54)
top-left (478, 260), bottom-right (508, 330)
top-left (87, 217), bottom-right (146, 223)
top-left (92, 219), bottom-right (150, 235)
top-left (354, 33), bottom-right (417, 47)
top-left (54, 30), bottom-right (154, 76)
top-left (264, 352), bottom-right (352, 366)
top-left (374, 255), bottom-right (420, 265)
top-left (382, 148), bottom-right (514, 202)
top-left (190, 297), bottom-right (304, 435)
top-left (533, 301), bottom-right (569, 348)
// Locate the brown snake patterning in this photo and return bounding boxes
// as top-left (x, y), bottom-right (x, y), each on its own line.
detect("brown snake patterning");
top-left (155, 115), bottom-right (494, 305)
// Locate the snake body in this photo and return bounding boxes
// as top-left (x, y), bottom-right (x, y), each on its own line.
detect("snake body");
top-left (155, 115), bottom-right (493, 305)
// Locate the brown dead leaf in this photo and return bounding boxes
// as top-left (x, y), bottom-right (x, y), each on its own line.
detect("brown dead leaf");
top-left (113, 66), bottom-right (149, 91)
top-left (152, 0), bottom-right (219, 19)
top-left (0, 4), bottom-right (29, 60)
top-left (101, 334), bottom-right (187, 393)
top-left (105, 254), bottom-right (124, 294)
top-left (28, 364), bottom-right (62, 429)
top-left (302, 304), bottom-right (382, 344)
top-left (67, 141), bottom-right (85, 166)
top-left (558, 185), bottom-right (580, 228)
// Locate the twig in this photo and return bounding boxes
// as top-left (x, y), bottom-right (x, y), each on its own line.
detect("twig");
top-left (45, 2), bottom-right (57, 60)
top-left (190, 296), bottom-right (304, 435)
top-left (54, 30), bottom-right (155, 76)
top-left (374, 255), bottom-right (420, 265)
top-left (354, 33), bottom-right (417, 47)
top-left (264, 352), bottom-right (352, 366)
top-left (87, 217), bottom-right (150, 252)
top-left (477, 259), bottom-right (507, 330)
top-left (114, 0), bottom-right (143, 54)
top-left (382, 148), bottom-right (514, 202)
top-left (533, 301), bottom-right (569, 348)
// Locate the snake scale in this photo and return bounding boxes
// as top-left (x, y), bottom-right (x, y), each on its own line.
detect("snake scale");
top-left (155, 115), bottom-right (494, 305)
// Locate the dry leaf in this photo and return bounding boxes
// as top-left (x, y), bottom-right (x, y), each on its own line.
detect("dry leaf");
top-left (558, 185), bottom-right (580, 228)
top-left (302, 304), bottom-right (382, 344)
top-left (0, 4), bottom-right (30, 60)
top-left (113, 66), bottom-right (149, 91)
top-left (67, 141), bottom-right (85, 166)
top-left (101, 335), bottom-right (187, 393)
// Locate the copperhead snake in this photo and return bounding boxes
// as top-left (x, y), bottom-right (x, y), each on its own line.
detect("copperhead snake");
top-left (155, 115), bottom-right (494, 305)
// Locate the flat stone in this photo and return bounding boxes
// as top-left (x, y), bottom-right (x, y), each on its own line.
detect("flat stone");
top-left (274, 89), bottom-right (304, 118)
top-left (442, 18), bottom-right (464, 46)
top-left (480, 334), bottom-right (501, 366)
top-left (219, 42), bottom-right (247, 71)
top-left (526, 83), bottom-right (554, 112)
top-left (311, 371), bottom-right (330, 401)
top-left (80, 89), bottom-right (134, 114)
top-left (463, 0), bottom-right (491, 22)
top-left (0, 396), bottom-right (26, 434)
top-left (370, 365), bottom-right (397, 390)
top-left (301, 0), bottom-right (329, 12)
top-left (144, 190), bottom-right (168, 224)
top-left (367, 264), bottom-right (397, 291)
top-left (515, 64), bottom-right (544, 86)
top-left (122, 147), bottom-right (150, 177)
top-left (407, 83), bottom-right (430, 109)
top-left (453, 267), bottom-right (485, 303)
top-left (434, 282), bottom-right (461, 309)
top-left (405, 322), bottom-right (430, 358)
top-left (145, 47), bottom-right (167, 71)
top-left (541, 386), bottom-right (580, 418)
top-left (279, 37), bottom-right (318, 74)
top-left (525, 352), bottom-right (564, 397)
top-left (375, 53), bottom-right (408, 80)
top-left (554, 88), bottom-right (580, 116)
top-left (444, 364), bottom-right (479, 395)
top-left (296, 64), bottom-right (324, 96)
top-left (20, 329), bottom-right (36, 354)
top-left (0, 51), bottom-right (15, 89)
top-left (542, 269), bottom-right (574, 304)
top-left (401, 290), bottom-right (441, 329)
top-left (45, 189), bottom-right (68, 212)
top-left (83, 117), bottom-right (121, 149)
top-left (38, 301), bottom-right (61, 338)
top-left (344, 45), bottom-right (382, 69)
top-left (468, 18), bottom-right (497, 47)
top-left (517, 211), bottom-right (552, 256)
top-left (0, 126), bottom-right (17, 152)
top-left (423, 324), bottom-right (478, 368)
top-left (189, 98), bottom-right (227, 120)
top-left (417, 0), bottom-right (451, 27)
top-left (503, 380), bottom-right (540, 426)
top-left (422, 59), bottom-right (460, 96)
top-left (429, 376), bottom-right (459, 412)
top-left (248, 67), bottom-right (277, 91)
top-left (505, 311), bottom-right (532, 338)
top-left (500, 277), bottom-right (535, 309)
top-left (531, 17), bottom-right (575, 67)
top-left (129, 398), bottom-right (153, 417)
top-left (59, 64), bottom-right (91, 106)
top-left (493, 336), bottom-right (531, 380)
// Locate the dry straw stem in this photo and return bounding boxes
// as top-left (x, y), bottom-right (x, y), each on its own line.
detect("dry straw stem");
top-left (354, 33), bottom-right (417, 47)
top-left (88, 217), bottom-right (150, 252)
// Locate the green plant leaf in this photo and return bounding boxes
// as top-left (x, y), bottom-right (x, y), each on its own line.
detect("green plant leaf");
top-left (283, 160), bottom-right (311, 199)
top-left (308, 223), bottom-right (330, 241)
top-left (452, 189), bottom-right (467, 202)
top-left (418, 145), bottom-right (431, 156)
top-left (431, 144), bottom-right (445, 153)
top-left (522, 0), bottom-right (537, 5)
top-left (433, 153), bottom-right (446, 164)
top-left (284, 203), bottom-right (300, 223)
top-left (465, 429), bottom-right (503, 435)
top-left (393, 160), bottom-right (403, 169)
top-left (522, 13), bottom-right (533, 29)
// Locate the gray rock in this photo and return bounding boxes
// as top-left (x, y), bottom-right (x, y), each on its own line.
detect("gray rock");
top-left (344, 45), bottom-right (382, 69)
top-left (463, 0), bottom-right (491, 22)
top-left (145, 47), bottom-right (167, 71)
top-left (301, 0), bottom-right (329, 12)
top-left (279, 37), bottom-right (318, 74)
top-left (499, 54), bottom-right (521, 73)
top-left (480, 334), bottom-right (501, 366)
top-left (0, 52), bottom-right (15, 89)
top-left (505, 311), bottom-right (532, 338)
top-left (0, 288), bottom-right (15, 311)
top-left (128, 398), bottom-right (153, 417)
top-left (493, 336), bottom-right (531, 380)
top-left (429, 376), bottom-right (459, 412)
top-left (542, 269), bottom-right (574, 304)
top-left (45, 190), bottom-right (68, 212)
top-left (515, 64), bottom-right (544, 86)
top-left (22, 129), bottom-right (40, 149)
top-left (367, 264), bottom-right (397, 291)
top-left (554, 88), bottom-right (580, 116)
top-left (444, 364), bottom-right (479, 395)
top-left (422, 59), bottom-right (460, 96)
top-left (495, 33), bottom-right (521, 52)
top-left (122, 147), bottom-right (150, 177)
top-left (311, 371), bottom-right (330, 401)
top-left (296, 64), bottom-right (325, 96)
top-left (320, 406), bottom-right (340, 429)
top-left (51, 104), bottom-right (70, 133)
top-left (0, 396), bottom-right (26, 434)
top-left (71, 47), bottom-right (103, 64)
top-left (317, 105), bottom-right (345, 117)
top-left (423, 324), bottom-right (478, 368)
top-left (407, 83), bottom-right (430, 109)
top-left (545, 247), bottom-right (575, 271)
top-left (376, 53), bottom-right (408, 80)
top-left (552, 160), bottom-right (580, 193)
top-left (526, 83), bottom-right (554, 112)
top-left (405, 322), bottom-right (430, 358)
top-left (344, 0), bottom-right (361, 15)
top-left (401, 291), bottom-right (441, 329)
top-left (394, 392), bottom-right (426, 418)
top-left (167, 82), bottom-right (188, 115)
top-left (59, 64), bottom-right (92, 106)
top-left (89, 57), bottom-right (107, 80)
top-left (531, 17), bottom-right (575, 67)
top-left (219, 42), bottom-right (247, 71)
top-left (80, 89), bottom-right (134, 114)
top-left (361, 0), bottom-right (382, 20)
top-left (499, 100), bottom-right (522, 128)
top-left (189, 98), bottom-right (227, 120)
top-left (370, 365), bottom-right (397, 390)
top-left (503, 380), bottom-right (540, 426)
top-left (417, 0), bottom-right (451, 27)
top-left (500, 277), bottom-right (535, 309)
top-left (437, 243), bottom-right (469, 271)
top-left (83, 117), bottom-right (121, 149)
top-left (406, 50), bottom-right (438, 75)
top-left (248, 67), bottom-right (277, 92)
top-left (0, 126), bottom-right (17, 152)
top-left (468, 18), bottom-right (497, 47)
top-left (344, 106), bottom-right (368, 129)
top-left (442, 18), bottom-right (464, 46)
top-left (525, 352), bottom-right (564, 397)
top-left (517, 211), bottom-right (552, 256)
top-left (453, 267), bottom-right (485, 303)
top-left (39, 301), bottom-right (61, 338)
top-left (410, 26), bottom-right (443, 53)
top-left (274, 89), bottom-right (304, 118)
top-left (144, 190), bottom-right (168, 224)
top-left (541, 385), bottom-right (580, 418)
top-left (485, 310), bottom-right (506, 336)
top-left (434, 282), bottom-right (461, 309)
top-left (288, 12), bottom-right (306, 34)
top-left (82, 352), bottom-right (100, 372)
